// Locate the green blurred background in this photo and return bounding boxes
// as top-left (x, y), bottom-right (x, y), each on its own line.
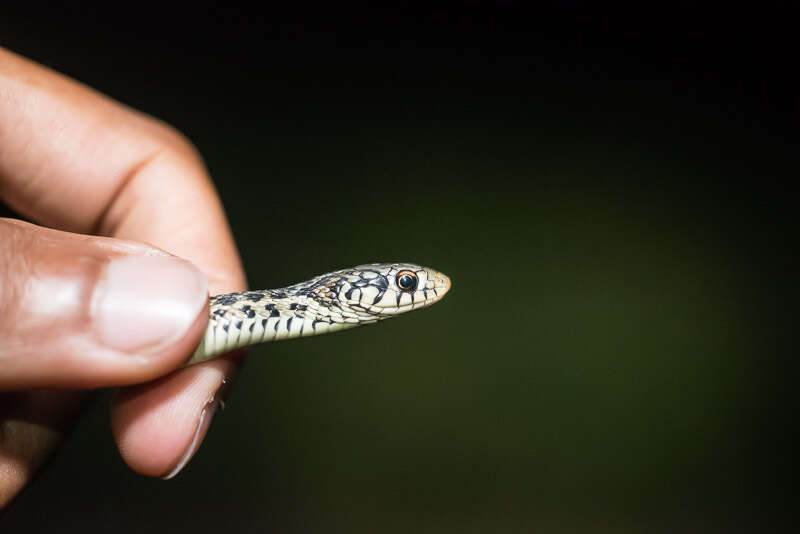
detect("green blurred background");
top-left (2, 5), bottom-right (797, 532)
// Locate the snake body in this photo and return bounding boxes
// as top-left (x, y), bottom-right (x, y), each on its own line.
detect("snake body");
top-left (188, 263), bottom-right (451, 365)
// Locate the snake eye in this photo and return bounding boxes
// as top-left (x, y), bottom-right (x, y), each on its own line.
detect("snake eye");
top-left (396, 271), bottom-right (418, 291)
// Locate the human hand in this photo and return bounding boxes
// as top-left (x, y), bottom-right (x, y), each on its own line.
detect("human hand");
top-left (0, 47), bottom-right (247, 505)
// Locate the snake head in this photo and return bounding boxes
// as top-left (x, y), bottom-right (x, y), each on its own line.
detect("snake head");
top-left (336, 263), bottom-right (451, 318)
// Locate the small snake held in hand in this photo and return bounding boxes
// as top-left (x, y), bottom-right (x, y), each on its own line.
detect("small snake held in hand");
top-left (188, 263), bottom-right (451, 365)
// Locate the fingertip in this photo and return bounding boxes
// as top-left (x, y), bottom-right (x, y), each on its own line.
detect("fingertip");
top-left (110, 357), bottom-right (239, 477)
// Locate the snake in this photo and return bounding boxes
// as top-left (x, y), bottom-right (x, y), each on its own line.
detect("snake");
top-left (187, 263), bottom-right (451, 365)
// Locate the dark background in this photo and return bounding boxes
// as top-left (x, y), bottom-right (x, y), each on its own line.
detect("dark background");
top-left (2, 3), bottom-right (798, 532)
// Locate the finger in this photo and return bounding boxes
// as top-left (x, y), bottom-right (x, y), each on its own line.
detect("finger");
top-left (0, 47), bottom-right (247, 479)
top-left (111, 356), bottom-right (238, 478)
top-left (0, 219), bottom-right (209, 389)
top-left (0, 46), bottom-right (243, 291)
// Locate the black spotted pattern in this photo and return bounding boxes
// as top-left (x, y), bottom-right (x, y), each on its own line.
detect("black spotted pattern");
top-left (212, 295), bottom-right (238, 306)
top-left (203, 264), bottom-right (440, 361)
top-left (242, 291), bottom-right (266, 303)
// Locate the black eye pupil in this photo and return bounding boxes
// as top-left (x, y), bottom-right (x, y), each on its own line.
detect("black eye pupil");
top-left (397, 273), bottom-right (416, 290)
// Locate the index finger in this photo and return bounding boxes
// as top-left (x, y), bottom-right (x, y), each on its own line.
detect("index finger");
top-left (0, 47), bottom-right (245, 292)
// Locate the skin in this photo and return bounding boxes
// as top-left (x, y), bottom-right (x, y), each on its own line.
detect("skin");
top-left (0, 47), bottom-right (247, 506)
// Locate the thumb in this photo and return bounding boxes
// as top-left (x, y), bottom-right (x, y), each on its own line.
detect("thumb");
top-left (0, 218), bottom-right (208, 389)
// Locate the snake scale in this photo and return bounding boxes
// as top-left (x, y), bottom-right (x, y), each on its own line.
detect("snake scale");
top-left (187, 263), bottom-right (451, 365)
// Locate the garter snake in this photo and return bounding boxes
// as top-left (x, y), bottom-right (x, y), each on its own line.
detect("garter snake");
top-left (188, 263), bottom-right (451, 364)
